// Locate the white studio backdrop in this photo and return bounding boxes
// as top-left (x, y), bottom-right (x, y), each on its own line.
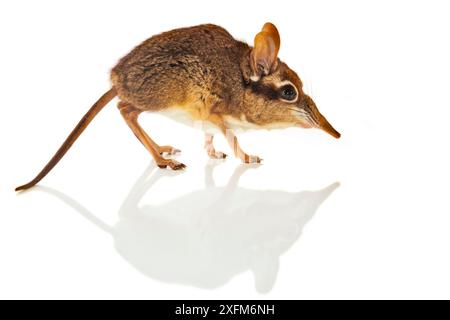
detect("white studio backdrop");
top-left (1, 0), bottom-right (450, 299)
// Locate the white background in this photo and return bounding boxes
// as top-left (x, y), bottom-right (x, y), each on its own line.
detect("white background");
top-left (1, 0), bottom-right (450, 299)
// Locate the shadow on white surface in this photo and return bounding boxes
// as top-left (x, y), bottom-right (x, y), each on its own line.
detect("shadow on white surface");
top-left (37, 163), bottom-right (339, 293)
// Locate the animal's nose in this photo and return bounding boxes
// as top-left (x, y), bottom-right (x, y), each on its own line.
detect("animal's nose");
top-left (317, 112), bottom-right (341, 139)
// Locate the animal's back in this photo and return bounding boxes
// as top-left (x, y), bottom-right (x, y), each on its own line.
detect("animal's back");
top-left (111, 24), bottom-right (248, 111)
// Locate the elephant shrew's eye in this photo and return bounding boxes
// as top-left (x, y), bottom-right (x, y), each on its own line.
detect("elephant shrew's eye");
top-left (279, 85), bottom-right (297, 101)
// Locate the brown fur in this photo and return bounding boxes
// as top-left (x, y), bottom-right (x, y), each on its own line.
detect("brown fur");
top-left (111, 24), bottom-right (339, 132)
top-left (111, 24), bottom-right (246, 115)
top-left (16, 23), bottom-right (340, 191)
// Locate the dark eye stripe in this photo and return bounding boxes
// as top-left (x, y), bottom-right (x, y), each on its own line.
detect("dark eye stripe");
top-left (249, 82), bottom-right (279, 100)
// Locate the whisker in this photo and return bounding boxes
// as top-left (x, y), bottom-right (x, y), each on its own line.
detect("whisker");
top-left (287, 107), bottom-right (316, 125)
top-left (306, 77), bottom-right (310, 96)
top-left (287, 107), bottom-right (301, 114)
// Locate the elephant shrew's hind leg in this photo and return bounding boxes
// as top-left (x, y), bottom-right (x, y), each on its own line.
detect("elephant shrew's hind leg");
top-left (117, 101), bottom-right (186, 170)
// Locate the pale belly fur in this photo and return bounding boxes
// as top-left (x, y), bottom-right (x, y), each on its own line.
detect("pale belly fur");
top-left (158, 107), bottom-right (292, 134)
